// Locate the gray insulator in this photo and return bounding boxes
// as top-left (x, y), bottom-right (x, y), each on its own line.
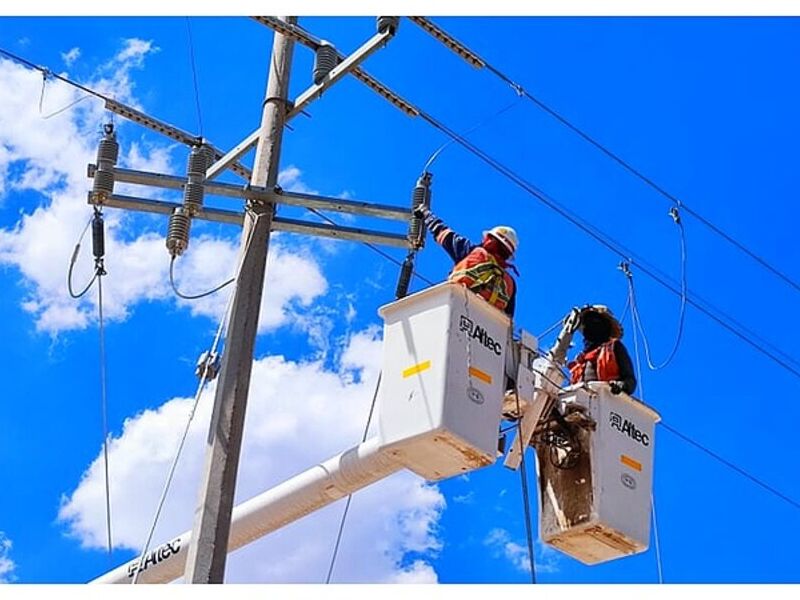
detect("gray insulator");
top-left (183, 182), bottom-right (204, 213)
top-left (187, 145), bottom-right (210, 177)
top-left (92, 131), bottom-right (119, 200)
top-left (166, 208), bottom-right (191, 257)
top-left (92, 170), bottom-right (115, 199)
top-left (97, 137), bottom-right (119, 164)
top-left (377, 16), bottom-right (399, 34)
top-left (408, 173), bottom-right (432, 249)
top-left (92, 213), bottom-right (105, 259)
top-left (313, 42), bottom-right (338, 85)
top-left (395, 255), bottom-right (414, 299)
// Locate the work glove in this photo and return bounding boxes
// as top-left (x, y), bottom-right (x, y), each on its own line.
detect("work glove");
top-left (413, 204), bottom-right (431, 220)
top-left (609, 380), bottom-right (625, 395)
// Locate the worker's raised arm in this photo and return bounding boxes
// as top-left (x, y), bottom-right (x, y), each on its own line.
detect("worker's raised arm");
top-left (415, 206), bottom-right (476, 263)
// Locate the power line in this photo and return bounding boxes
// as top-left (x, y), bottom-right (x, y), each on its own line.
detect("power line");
top-left (408, 17), bottom-right (800, 297)
top-left (185, 17), bottom-right (204, 137)
top-left (409, 104), bottom-right (800, 380)
top-left (325, 372), bottom-right (382, 584)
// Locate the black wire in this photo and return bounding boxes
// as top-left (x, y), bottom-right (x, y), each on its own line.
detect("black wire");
top-left (185, 17), bottom-right (204, 138)
top-left (0, 46), bottom-right (104, 99)
top-left (169, 256), bottom-right (235, 300)
top-left (305, 207), bottom-right (436, 287)
top-left (68, 217), bottom-right (98, 299)
top-left (474, 62), bottom-right (800, 296)
top-left (512, 372), bottom-right (537, 583)
top-left (325, 372), bottom-right (382, 584)
top-left (626, 217), bottom-right (688, 370)
top-left (97, 273), bottom-right (114, 561)
top-left (660, 421), bottom-right (800, 513)
top-left (412, 107), bottom-right (800, 380)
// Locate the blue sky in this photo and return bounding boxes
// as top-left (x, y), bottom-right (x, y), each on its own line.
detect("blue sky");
top-left (0, 15), bottom-right (799, 585)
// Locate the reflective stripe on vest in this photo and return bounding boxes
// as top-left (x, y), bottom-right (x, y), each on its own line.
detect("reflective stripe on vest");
top-left (568, 339), bottom-right (621, 384)
top-left (449, 247), bottom-right (514, 311)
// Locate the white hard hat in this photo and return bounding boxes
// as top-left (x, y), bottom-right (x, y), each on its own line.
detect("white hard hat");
top-left (484, 225), bottom-right (519, 256)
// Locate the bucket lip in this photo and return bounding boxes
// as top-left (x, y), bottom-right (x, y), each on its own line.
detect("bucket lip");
top-left (562, 382), bottom-right (662, 423)
top-left (378, 282), bottom-right (512, 328)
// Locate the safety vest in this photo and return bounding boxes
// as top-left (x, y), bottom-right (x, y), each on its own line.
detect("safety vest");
top-left (568, 339), bottom-right (621, 385)
top-left (449, 247), bottom-right (515, 312)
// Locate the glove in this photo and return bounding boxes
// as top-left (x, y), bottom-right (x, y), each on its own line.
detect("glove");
top-left (413, 204), bottom-right (431, 220)
top-left (609, 380), bottom-right (624, 395)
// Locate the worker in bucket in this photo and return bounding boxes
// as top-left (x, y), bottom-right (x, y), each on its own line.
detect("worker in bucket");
top-left (414, 205), bottom-right (518, 317)
top-left (568, 305), bottom-right (637, 395)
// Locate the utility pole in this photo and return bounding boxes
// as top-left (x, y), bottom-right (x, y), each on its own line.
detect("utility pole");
top-left (182, 17), bottom-right (296, 584)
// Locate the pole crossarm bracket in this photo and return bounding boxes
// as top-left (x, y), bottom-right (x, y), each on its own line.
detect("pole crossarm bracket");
top-left (89, 165), bottom-right (410, 222)
top-left (87, 192), bottom-right (411, 249)
top-left (104, 98), bottom-right (253, 181)
top-left (252, 16), bottom-right (419, 118)
top-left (289, 27), bottom-right (397, 119)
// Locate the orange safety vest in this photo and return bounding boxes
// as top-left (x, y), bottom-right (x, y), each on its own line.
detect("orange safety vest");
top-left (449, 247), bottom-right (515, 312)
top-left (569, 339), bottom-right (621, 384)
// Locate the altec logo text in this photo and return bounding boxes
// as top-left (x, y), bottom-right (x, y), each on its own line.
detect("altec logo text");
top-left (127, 538), bottom-right (182, 577)
top-left (609, 412), bottom-right (650, 447)
top-left (459, 315), bottom-right (502, 356)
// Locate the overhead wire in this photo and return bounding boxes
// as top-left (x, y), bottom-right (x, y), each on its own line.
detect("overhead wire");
top-left (404, 102), bottom-right (800, 380)
top-left (67, 216), bottom-right (97, 299)
top-left (513, 376), bottom-right (537, 583)
top-left (408, 17), bottom-right (800, 297)
top-left (169, 256), bottom-right (235, 300)
top-left (325, 372), bottom-right (383, 584)
top-left (185, 17), bottom-right (204, 138)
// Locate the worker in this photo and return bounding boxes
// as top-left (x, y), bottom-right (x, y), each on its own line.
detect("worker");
top-left (415, 206), bottom-right (518, 317)
top-left (568, 305), bottom-right (637, 395)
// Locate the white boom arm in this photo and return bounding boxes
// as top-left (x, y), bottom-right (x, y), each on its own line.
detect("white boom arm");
top-left (91, 438), bottom-right (400, 584)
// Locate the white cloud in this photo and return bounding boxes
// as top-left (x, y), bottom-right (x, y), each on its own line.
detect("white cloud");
top-left (483, 527), bottom-right (560, 575)
top-left (0, 48), bottom-right (327, 336)
top-left (58, 330), bottom-right (445, 583)
top-left (114, 38), bottom-right (158, 67)
top-left (0, 533), bottom-right (16, 584)
top-left (61, 47), bottom-right (81, 66)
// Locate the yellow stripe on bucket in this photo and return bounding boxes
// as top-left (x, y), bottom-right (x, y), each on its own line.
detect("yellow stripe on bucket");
top-left (468, 366), bottom-right (492, 384)
top-left (402, 360), bottom-right (431, 378)
top-left (620, 454), bottom-right (642, 472)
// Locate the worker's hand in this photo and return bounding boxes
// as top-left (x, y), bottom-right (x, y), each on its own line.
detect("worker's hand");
top-left (413, 204), bottom-right (431, 220)
top-left (609, 380), bottom-right (625, 395)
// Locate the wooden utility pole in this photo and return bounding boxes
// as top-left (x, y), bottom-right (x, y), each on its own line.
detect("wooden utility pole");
top-left (182, 16), bottom-right (296, 584)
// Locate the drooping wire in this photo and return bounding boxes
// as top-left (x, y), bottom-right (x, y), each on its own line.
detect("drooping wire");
top-left (67, 208), bottom-right (113, 558)
top-left (620, 210), bottom-right (688, 371)
top-left (169, 255), bottom-right (235, 300)
top-left (131, 213), bottom-right (260, 584)
top-left (67, 216), bottom-right (97, 299)
top-left (421, 95), bottom-right (523, 172)
top-left (408, 17), bottom-right (800, 297)
top-left (185, 17), bottom-right (204, 138)
top-left (409, 105), bottom-right (800, 380)
top-left (324, 372), bottom-right (383, 584)
top-left (97, 270), bottom-right (113, 561)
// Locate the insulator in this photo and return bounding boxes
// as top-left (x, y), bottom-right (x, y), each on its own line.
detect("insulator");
top-left (377, 16), bottom-right (399, 35)
top-left (183, 145), bottom-right (209, 215)
top-left (313, 42), bottom-right (338, 85)
top-left (91, 212), bottom-right (105, 259)
top-left (91, 127), bottom-right (119, 201)
top-left (395, 254), bottom-right (414, 299)
top-left (187, 145), bottom-right (211, 177)
top-left (166, 207), bottom-right (191, 257)
top-left (183, 182), bottom-right (204, 213)
top-left (408, 172), bottom-right (432, 249)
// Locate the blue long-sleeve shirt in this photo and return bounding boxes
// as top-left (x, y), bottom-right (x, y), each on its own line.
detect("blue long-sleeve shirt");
top-left (424, 212), bottom-right (516, 317)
